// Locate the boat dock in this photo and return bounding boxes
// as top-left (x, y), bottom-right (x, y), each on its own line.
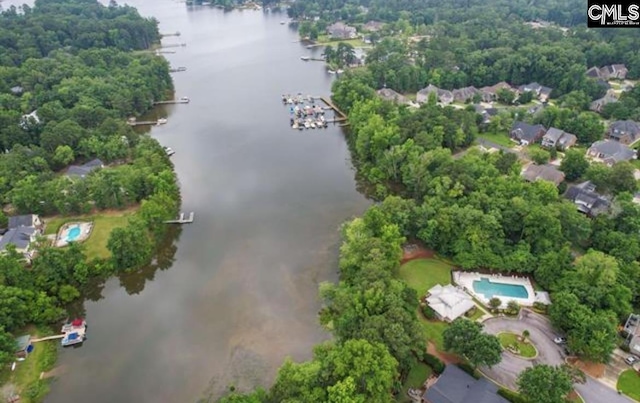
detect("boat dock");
top-left (161, 31), bottom-right (181, 37)
top-left (162, 43), bottom-right (187, 48)
top-left (154, 97), bottom-right (190, 105)
top-left (164, 212), bottom-right (195, 224)
top-left (170, 67), bottom-right (187, 73)
top-left (318, 96), bottom-right (347, 123)
top-left (127, 118), bottom-right (168, 126)
top-left (31, 335), bottom-right (64, 343)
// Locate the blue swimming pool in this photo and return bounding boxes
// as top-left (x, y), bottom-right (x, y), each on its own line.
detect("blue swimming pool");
top-left (66, 226), bottom-right (81, 242)
top-left (472, 277), bottom-right (529, 299)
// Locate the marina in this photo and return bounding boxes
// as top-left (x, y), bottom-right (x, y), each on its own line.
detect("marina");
top-left (281, 93), bottom-right (348, 130)
top-left (164, 212), bottom-right (195, 224)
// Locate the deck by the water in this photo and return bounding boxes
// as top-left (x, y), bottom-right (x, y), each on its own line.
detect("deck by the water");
top-left (154, 98), bottom-right (189, 105)
top-left (164, 212), bottom-right (195, 224)
top-left (318, 96), bottom-right (347, 122)
top-left (31, 335), bottom-right (64, 343)
top-left (161, 31), bottom-right (181, 37)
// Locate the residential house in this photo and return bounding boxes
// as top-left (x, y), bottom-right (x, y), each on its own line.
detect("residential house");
top-left (416, 85), bottom-right (453, 105)
top-left (452, 86), bottom-right (479, 103)
top-left (541, 127), bottom-right (577, 150)
top-left (376, 88), bottom-right (411, 105)
top-left (20, 110), bottom-right (40, 130)
top-left (15, 335), bottom-right (32, 358)
top-left (522, 164), bottom-right (566, 186)
top-left (510, 121), bottom-right (546, 145)
top-left (590, 90), bottom-right (618, 113)
top-left (606, 120), bottom-right (640, 145)
top-left (517, 82), bottom-right (553, 102)
top-left (422, 365), bottom-right (509, 403)
top-left (362, 21), bottom-right (384, 32)
top-left (624, 314), bottom-right (640, 355)
top-left (65, 158), bottom-right (104, 179)
top-left (326, 22), bottom-right (357, 39)
top-left (586, 64), bottom-right (628, 80)
top-left (564, 181), bottom-right (611, 217)
top-left (10, 86), bottom-right (23, 95)
top-left (8, 214), bottom-right (42, 231)
top-left (587, 139), bottom-right (636, 166)
top-left (425, 284), bottom-right (475, 322)
top-left (0, 214), bottom-right (43, 260)
top-left (473, 105), bottom-right (498, 125)
top-left (479, 81), bottom-right (512, 102)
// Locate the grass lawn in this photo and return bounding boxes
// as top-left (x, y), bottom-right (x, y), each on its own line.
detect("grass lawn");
top-left (419, 314), bottom-right (449, 351)
top-left (397, 258), bottom-right (454, 296)
top-left (43, 209), bottom-right (136, 259)
top-left (477, 132), bottom-right (515, 148)
top-left (397, 362), bottom-right (432, 402)
top-left (467, 306), bottom-right (485, 321)
top-left (0, 326), bottom-right (57, 403)
top-left (498, 332), bottom-right (537, 358)
top-left (314, 34), bottom-right (367, 47)
top-left (618, 370), bottom-right (640, 401)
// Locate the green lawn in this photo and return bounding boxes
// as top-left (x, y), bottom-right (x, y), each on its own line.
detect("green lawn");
top-left (43, 209), bottom-right (136, 259)
top-left (618, 370), bottom-right (640, 401)
top-left (397, 258), bottom-right (454, 296)
top-left (314, 34), bottom-right (367, 47)
top-left (419, 314), bottom-right (449, 351)
top-left (477, 132), bottom-right (515, 148)
top-left (397, 363), bottom-right (432, 402)
top-left (468, 307), bottom-right (485, 321)
top-left (498, 333), bottom-right (537, 358)
top-left (0, 326), bottom-right (57, 403)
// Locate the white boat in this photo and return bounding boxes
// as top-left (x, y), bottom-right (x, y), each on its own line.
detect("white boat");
top-left (310, 122), bottom-right (316, 129)
top-left (304, 121), bottom-right (310, 129)
top-left (164, 147), bottom-right (175, 156)
top-left (180, 96), bottom-right (190, 103)
top-left (336, 69), bottom-right (344, 74)
top-left (280, 21), bottom-right (285, 25)
top-left (327, 70), bottom-right (336, 74)
top-left (157, 118), bottom-right (168, 125)
top-left (300, 56), bottom-right (310, 61)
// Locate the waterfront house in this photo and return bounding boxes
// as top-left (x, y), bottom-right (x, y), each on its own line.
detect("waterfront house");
top-left (564, 181), bottom-right (610, 217)
top-left (8, 214), bottom-right (42, 231)
top-left (541, 127), bottom-right (577, 150)
top-left (422, 365), bottom-right (509, 403)
top-left (606, 120), bottom-right (640, 146)
top-left (0, 214), bottom-right (43, 261)
top-left (510, 121), bottom-right (546, 145)
top-left (587, 139), bottom-right (636, 166)
top-left (376, 88), bottom-right (411, 105)
top-left (522, 164), bottom-right (566, 186)
top-left (65, 158), bottom-right (104, 179)
top-left (425, 284), bottom-right (475, 322)
top-left (326, 22), bottom-right (357, 39)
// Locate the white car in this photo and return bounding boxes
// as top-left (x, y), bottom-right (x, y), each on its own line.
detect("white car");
top-left (554, 336), bottom-right (567, 344)
top-left (625, 356), bottom-right (638, 366)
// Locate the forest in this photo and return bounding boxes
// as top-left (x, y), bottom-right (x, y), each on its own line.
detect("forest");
top-left (0, 0), bottom-right (180, 388)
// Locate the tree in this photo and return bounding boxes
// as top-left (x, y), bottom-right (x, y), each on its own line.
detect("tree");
top-left (610, 162), bottom-right (638, 194)
top-left (517, 365), bottom-right (573, 403)
top-left (0, 327), bottom-right (16, 367)
top-left (560, 149), bottom-right (589, 181)
top-left (107, 219), bottom-right (153, 271)
top-left (53, 145), bottom-right (75, 168)
top-left (489, 297), bottom-right (502, 310)
top-left (496, 88), bottom-right (516, 105)
top-left (443, 318), bottom-right (502, 368)
top-left (521, 329), bottom-right (530, 342)
top-left (529, 148), bottom-right (550, 165)
top-left (517, 91), bottom-right (534, 104)
top-left (507, 300), bottom-right (520, 315)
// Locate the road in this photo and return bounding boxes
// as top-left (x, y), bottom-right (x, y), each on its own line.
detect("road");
top-left (481, 310), bottom-right (634, 403)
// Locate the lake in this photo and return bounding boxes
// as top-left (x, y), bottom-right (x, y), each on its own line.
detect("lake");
top-left (27, 1), bottom-right (370, 402)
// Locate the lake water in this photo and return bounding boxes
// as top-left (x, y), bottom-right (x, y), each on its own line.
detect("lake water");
top-left (20, 1), bottom-right (370, 402)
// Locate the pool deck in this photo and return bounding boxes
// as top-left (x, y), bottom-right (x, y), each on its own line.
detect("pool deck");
top-left (453, 271), bottom-right (536, 308)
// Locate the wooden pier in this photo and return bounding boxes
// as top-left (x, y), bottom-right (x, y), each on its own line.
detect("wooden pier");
top-left (161, 31), bottom-right (181, 37)
top-left (154, 98), bottom-right (190, 105)
top-left (162, 43), bottom-right (187, 48)
top-left (127, 119), bottom-right (166, 126)
top-left (319, 96), bottom-right (348, 123)
top-left (31, 335), bottom-right (64, 343)
top-left (164, 212), bottom-right (195, 224)
top-left (170, 67), bottom-right (187, 73)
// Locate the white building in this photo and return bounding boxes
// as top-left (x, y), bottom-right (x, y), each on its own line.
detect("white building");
top-left (426, 284), bottom-right (475, 322)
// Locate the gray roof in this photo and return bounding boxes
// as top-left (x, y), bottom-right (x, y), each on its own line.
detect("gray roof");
top-left (544, 127), bottom-right (565, 143)
top-left (8, 214), bottom-right (37, 229)
top-left (65, 159), bottom-right (104, 178)
top-left (511, 121), bottom-right (545, 143)
top-left (522, 164), bottom-right (565, 185)
top-left (589, 140), bottom-right (636, 162)
top-left (15, 335), bottom-right (31, 352)
top-left (609, 120), bottom-right (640, 142)
top-left (423, 365), bottom-right (509, 403)
top-left (10, 86), bottom-right (23, 95)
top-left (0, 227), bottom-right (36, 251)
top-left (564, 181), bottom-right (610, 216)
top-left (376, 88), bottom-right (409, 104)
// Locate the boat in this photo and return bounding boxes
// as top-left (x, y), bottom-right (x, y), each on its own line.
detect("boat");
top-left (179, 96), bottom-right (190, 103)
top-left (157, 118), bottom-right (168, 125)
top-left (310, 122), bottom-right (316, 129)
top-left (61, 331), bottom-right (85, 347)
top-left (336, 69), bottom-right (344, 74)
top-left (280, 21), bottom-right (285, 25)
top-left (61, 318), bottom-right (87, 347)
top-left (300, 56), bottom-right (310, 61)
top-left (304, 121), bottom-right (310, 129)
top-left (164, 147), bottom-right (175, 156)
top-left (327, 70), bottom-right (336, 74)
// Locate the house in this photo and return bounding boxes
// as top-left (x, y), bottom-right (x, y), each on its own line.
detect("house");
top-left (473, 105), bottom-right (498, 125)
top-left (425, 284), bottom-right (475, 322)
top-left (564, 181), bottom-right (610, 217)
top-left (624, 314), bottom-right (640, 355)
top-left (326, 22), bottom-right (357, 39)
top-left (606, 120), bottom-right (640, 145)
top-left (522, 164), bottom-right (566, 186)
top-left (541, 127), bottom-right (577, 150)
top-left (416, 85), bottom-right (453, 105)
top-left (510, 121), bottom-right (546, 145)
top-left (590, 91), bottom-right (618, 113)
top-left (0, 226), bottom-right (38, 259)
top-left (15, 335), bottom-right (32, 358)
top-left (517, 82), bottom-right (553, 102)
top-left (422, 365), bottom-right (509, 403)
top-left (8, 214), bottom-right (42, 231)
top-left (586, 64), bottom-right (628, 80)
top-left (376, 88), bottom-right (410, 105)
top-left (65, 158), bottom-right (104, 179)
top-left (587, 140), bottom-right (636, 166)
top-left (10, 86), bottom-right (23, 95)
top-left (452, 86), bottom-right (479, 103)
top-left (362, 21), bottom-right (384, 32)
top-left (20, 110), bottom-right (40, 130)
top-left (479, 82), bottom-right (512, 102)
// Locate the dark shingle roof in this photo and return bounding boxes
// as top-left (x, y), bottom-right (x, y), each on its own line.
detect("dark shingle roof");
top-left (511, 121), bottom-right (545, 143)
top-left (65, 159), bottom-right (104, 178)
top-left (423, 365), bottom-right (509, 403)
top-left (8, 214), bottom-right (37, 229)
top-left (0, 227), bottom-right (36, 251)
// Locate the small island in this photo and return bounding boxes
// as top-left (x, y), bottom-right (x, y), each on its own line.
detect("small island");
top-left (498, 332), bottom-right (538, 359)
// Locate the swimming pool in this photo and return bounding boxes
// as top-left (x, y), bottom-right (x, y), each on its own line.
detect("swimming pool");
top-left (65, 225), bottom-right (81, 242)
top-left (472, 277), bottom-right (529, 299)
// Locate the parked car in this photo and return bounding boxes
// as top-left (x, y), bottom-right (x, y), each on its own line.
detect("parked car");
top-left (625, 356), bottom-right (638, 366)
top-left (554, 336), bottom-right (567, 344)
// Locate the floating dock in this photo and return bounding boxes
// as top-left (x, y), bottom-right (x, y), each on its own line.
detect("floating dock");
top-left (318, 96), bottom-right (348, 123)
top-left (164, 212), bottom-right (195, 224)
top-left (161, 31), bottom-right (181, 37)
top-left (154, 97), bottom-right (190, 105)
top-left (170, 67), bottom-right (187, 73)
top-left (127, 118), bottom-right (168, 126)
top-left (162, 43), bottom-right (187, 48)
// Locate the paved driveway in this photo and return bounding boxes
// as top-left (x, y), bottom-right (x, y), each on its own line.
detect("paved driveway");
top-left (480, 310), bottom-right (634, 403)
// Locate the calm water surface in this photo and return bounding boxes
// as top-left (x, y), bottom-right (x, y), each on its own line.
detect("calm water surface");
top-left (15, 1), bottom-right (370, 402)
